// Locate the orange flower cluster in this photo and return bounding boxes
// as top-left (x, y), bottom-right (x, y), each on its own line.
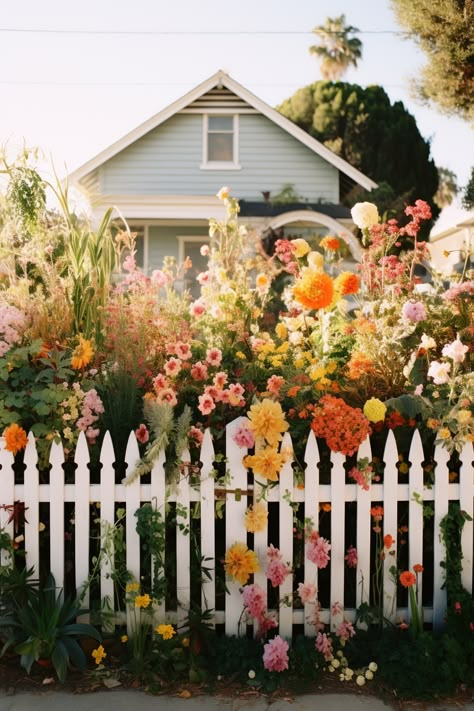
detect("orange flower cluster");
top-left (319, 236), bottom-right (340, 251)
top-left (3, 423), bottom-right (28, 455)
top-left (310, 395), bottom-right (371, 456)
top-left (224, 542), bottom-right (260, 585)
top-left (293, 271), bottom-right (334, 310)
top-left (334, 272), bottom-right (360, 296)
top-left (346, 351), bottom-right (375, 380)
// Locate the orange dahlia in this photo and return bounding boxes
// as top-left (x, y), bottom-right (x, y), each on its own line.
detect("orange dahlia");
top-left (293, 270), bottom-right (334, 310)
top-left (3, 423), bottom-right (28, 454)
top-left (400, 571), bottom-right (416, 588)
top-left (71, 337), bottom-right (94, 370)
top-left (224, 542), bottom-right (260, 585)
top-left (334, 272), bottom-right (360, 296)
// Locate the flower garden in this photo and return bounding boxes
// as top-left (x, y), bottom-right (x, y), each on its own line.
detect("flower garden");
top-left (0, 156), bottom-right (473, 699)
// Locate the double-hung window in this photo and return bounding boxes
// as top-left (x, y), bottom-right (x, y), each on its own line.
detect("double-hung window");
top-left (201, 114), bottom-right (240, 169)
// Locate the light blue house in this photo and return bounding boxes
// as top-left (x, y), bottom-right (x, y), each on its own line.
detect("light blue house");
top-left (69, 70), bottom-right (377, 285)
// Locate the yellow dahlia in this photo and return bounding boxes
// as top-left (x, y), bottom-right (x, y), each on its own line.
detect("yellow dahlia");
top-left (244, 502), bottom-right (268, 533)
top-left (247, 399), bottom-right (289, 446)
top-left (244, 447), bottom-right (285, 482)
top-left (363, 398), bottom-right (387, 423)
top-left (224, 542), bottom-right (260, 585)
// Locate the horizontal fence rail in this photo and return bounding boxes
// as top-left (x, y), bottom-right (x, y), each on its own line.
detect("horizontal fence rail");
top-left (0, 420), bottom-right (472, 635)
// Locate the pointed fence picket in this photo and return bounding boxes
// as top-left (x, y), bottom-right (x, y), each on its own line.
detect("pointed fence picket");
top-left (0, 420), bottom-right (472, 639)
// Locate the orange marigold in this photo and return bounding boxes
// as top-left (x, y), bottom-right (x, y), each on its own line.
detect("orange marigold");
top-left (400, 571), bottom-right (416, 588)
top-left (319, 236), bottom-right (340, 251)
top-left (224, 542), bottom-right (260, 585)
top-left (3, 423), bottom-right (28, 455)
top-left (334, 272), bottom-right (360, 296)
top-left (384, 534), bottom-right (394, 549)
top-left (293, 270), bottom-right (334, 310)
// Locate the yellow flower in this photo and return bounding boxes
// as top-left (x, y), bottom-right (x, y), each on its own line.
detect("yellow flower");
top-left (71, 337), bottom-right (94, 370)
top-left (438, 428), bottom-right (451, 440)
top-left (456, 409), bottom-right (471, 424)
top-left (307, 251), bottom-right (324, 271)
top-left (319, 236), bottom-right (340, 251)
top-left (309, 365), bottom-right (327, 382)
top-left (182, 637), bottom-right (190, 647)
top-left (291, 238), bottom-right (311, 258)
top-left (236, 351), bottom-right (246, 360)
top-left (244, 502), bottom-right (268, 533)
top-left (126, 581), bottom-right (140, 593)
top-left (3, 423), bottom-right (28, 455)
top-left (216, 186), bottom-right (230, 200)
top-left (92, 645), bottom-right (107, 665)
top-left (156, 624), bottom-right (176, 640)
top-left (247, 399), bottom-right (289, 447)
top-left (256, 273), bottom-right (270, 290)
top-left (351, 202), bottom-right (379, 229)
top-left (224, 542), bottom-right (260, 585)
top-left (275, 322), bottom-right (287, 340)
top-left (363, 398), bottom-right (387, 423)
top-left (244, 447), bottom-right (285, 482)
top-left (135, 593), bottom-right (151, 608)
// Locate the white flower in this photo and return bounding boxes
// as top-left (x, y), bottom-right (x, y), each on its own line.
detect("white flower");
top-left (420, 333), bottom-right (436, 350)
top-left (292, 238), bottom-right (311, 258)
top-left (216, 186), bottom-right (230, 200)
top-left (442, 338), bottom-right (468, 364)
top-left (368, 662), bottom-right (378, 672)
top-left (427, 360), bottom-right (451, 384)
top-left (365, 669), bottom-right (374, 680)
top-left (248, 670), bottom-right (256, 679)
top-left (331, 658), bottom-right (340, 669)
top-left (356, 675), bottom-right (366, 686)
top-left (351, 202), bottom-right (379, 229)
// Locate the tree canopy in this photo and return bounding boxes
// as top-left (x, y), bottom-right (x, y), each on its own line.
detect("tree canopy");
top-left (277, 81), bottom-right (440, 226)
top-left (390, 0), bottom-right (474, 123)
top-left (309, 15), bottom-right (363, 81)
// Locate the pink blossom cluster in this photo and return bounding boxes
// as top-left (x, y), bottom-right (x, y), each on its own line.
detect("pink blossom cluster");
top-left (232, 421), bottom-right (255, 449)
top-left (306, 531), bottom-right (331, 568)
top-left (266, 545), bottom-right (291, 587)
top-left (242, 583), bottom-right (277, 638)
top-left (401, 300), bottom-right (427, 322)
top-left (0, 305), bottom-right (27, 356)
top-left (273, 239), bottom-right (299, 274)
top-left (76, 388), bottom-right (104, 442)
top-left (344, 545), bottom-right (358, 568)
top-left (443, 280), bottom-right (474, 301)
top-left (315, 632), bottom-right (333, 661)
top-left (262, 635), bottom-right (289, 672)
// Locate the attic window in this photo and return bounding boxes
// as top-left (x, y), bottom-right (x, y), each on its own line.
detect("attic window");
top-left (201, 114), bottom-right (240, 170)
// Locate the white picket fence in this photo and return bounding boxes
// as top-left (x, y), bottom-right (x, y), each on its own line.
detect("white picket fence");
top-left (0, 417), bottom-right (472, 636)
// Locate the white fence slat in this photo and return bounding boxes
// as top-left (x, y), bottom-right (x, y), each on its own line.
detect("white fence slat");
top-left (356, 437), bottom-right (372, 611)
top-left (176, 449), bottom-right (191, 630)
top-left (459, 443), bottom-right (474, 592)
top-left (23, 433), bottom-right (40, 577)
top-left (124, 433), bottom-right (142, 631)
top-left (200, 430), bottom-right (216, 620)
top-left (49, 439), bottom-right (65, 591)
top-left (408, 430), bottom-right (424, 617)
top-left (382, 431), bottom-right (398, 623)
top-left (225, 418), bottom-right (249, 636)
top-left (0, 440), bottom-right (15, 568)
top-left (433, 443), bottom-right (450, 631)
top-left (74, 432), bottom-right (91, 614)
top-left (303, 432), bottom-right (320, 636)
top-left (99, 432), bottom-right (116, 626)
top-left (150, 449), bottom-right (167, 621)
top-left (278, 432), bottom-right (294, 638)
top-left (330, 451), bottom-right (346, 630)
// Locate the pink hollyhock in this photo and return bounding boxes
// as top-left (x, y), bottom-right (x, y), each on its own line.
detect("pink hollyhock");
top-left (442, 338), bottom-right (469, 363)
top-left (257, 612), bottom-right (278, 638)
top-left (336, 619), bottom-right (356, 641)
top-left (262, 635), bottom-right (289, 672)
top-left (213, 371), bottom-right (228, 389)
top-left (232, 422), bottom-right (255, 449)
top-left (198, 393), bottom-right (215, 415)
top-left (344, 546), bottom-right (358, 569)
top-left (196, 270), bottom-right (210, 285)
top-left (267, 544), bottom-right (282, 561)
top-left (401, 300), bottom-right (427, 322)
top-left (191, 361), bottom-right (209, 381)
top-left (175, 342), bottom-right (193, 360)
top-left (189, 300), bottom-right (206, 317)
top-left (156, 388), bottom-right (178, 407)
top-left (206, 347), bottom-right (223, 367)
top-left (315, 632), bottom-right (333, 661)
top-left (266, 558), bottom-right (291, 587)
top-left (153, 373), bottom-right (170, 393)
top-left (226, 382), bottom-right (245, 406)
top-left (306, 533), bottom-right (331, 568)
top-left (135, 424), bottom-right (149, 444)
top-left (151, 269), bottom-right (172, 287)
top-left (164, 357), bottom-right (182, 377)
top-left (242, 583), bottom-right (267, 619)
top-left (122, 254), bottom-right (136, 272)
top-left (297, 582), bottom-right (318, 604)
top-left (188, 426), bottom-right (204, 446)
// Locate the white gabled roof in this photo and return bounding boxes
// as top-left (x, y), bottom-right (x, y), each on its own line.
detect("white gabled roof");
top-left (69, 70), bottom-right (378, 191)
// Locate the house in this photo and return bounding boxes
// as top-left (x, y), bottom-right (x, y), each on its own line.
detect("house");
top-left (429, 203), bottom-right (474, 275)
top-left (69, 70), bottom-right (377, 287)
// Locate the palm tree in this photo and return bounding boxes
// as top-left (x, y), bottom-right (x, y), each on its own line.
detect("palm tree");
top-left (309, 15), bottom-right (362, 81)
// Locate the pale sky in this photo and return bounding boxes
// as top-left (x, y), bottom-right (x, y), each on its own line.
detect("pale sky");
top-left (1, 0), bottom-right (473, 198)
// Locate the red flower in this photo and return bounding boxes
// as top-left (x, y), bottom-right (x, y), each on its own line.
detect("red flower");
top-left (400, 571), bottom-right (416, 588)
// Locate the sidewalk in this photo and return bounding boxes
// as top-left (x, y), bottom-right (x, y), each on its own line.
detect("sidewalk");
top-left (1, 689), bottom-right (474, 711)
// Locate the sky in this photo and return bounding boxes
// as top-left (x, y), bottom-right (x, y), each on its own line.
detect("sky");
top-left (1, 0), bottom-right (473, 207)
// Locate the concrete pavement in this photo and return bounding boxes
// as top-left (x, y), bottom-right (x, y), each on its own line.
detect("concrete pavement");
top-left (0, 690), bottom-right (474, 711)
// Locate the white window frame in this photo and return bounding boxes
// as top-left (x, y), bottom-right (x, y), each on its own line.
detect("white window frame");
top-left (201, 113), bottom-right (241, 170)
top-left (177, 235), bottom-right (210, 266)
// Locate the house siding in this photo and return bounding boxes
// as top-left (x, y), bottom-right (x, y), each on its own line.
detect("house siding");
top-left (99, 113), bottom-right (339, 202)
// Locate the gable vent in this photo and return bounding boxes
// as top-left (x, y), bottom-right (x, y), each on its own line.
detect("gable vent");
top-left (180, 87), bottom-right (258, 114)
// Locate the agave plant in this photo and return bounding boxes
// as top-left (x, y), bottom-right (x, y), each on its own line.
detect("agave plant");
top-left (0, 573), bottom-right (101, 682)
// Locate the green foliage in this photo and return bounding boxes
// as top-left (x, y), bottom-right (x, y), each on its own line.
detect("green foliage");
top-left (0, 573), bottom-right (100, 682)
top-left (309, 15), bottom-right (362, 81)
top-left (135, 502), bottom-right (167, 601)
top-left (277, 81), bottom-right (440, 227)
top-left (462, 166), bottom-right (474, 210)
top-left (2, 149), bottom-right (46, 233)
top-left (390, 0), bottom-right (474, 123)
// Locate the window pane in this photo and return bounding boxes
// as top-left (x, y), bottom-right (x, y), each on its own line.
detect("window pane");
top-left (208, 134), bottom-right (233, 161)
top-left (208, 116), bottom-right (233, 131)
